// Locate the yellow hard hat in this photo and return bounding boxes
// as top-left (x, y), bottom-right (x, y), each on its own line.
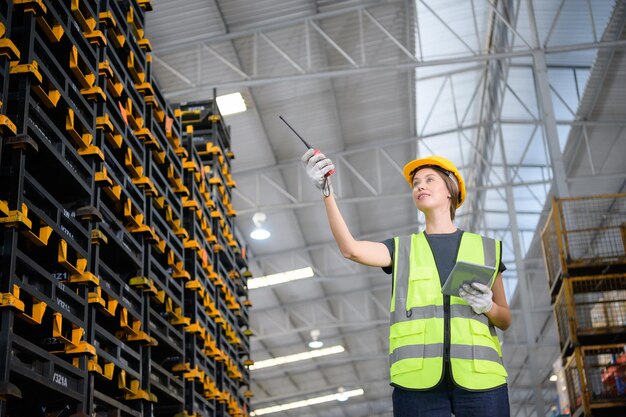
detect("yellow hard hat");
top-left (402, 156), bottom-right (466, 208)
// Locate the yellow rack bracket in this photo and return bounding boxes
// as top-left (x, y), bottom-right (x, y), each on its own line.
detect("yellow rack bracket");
top-left (103, 183), bottom-right (122, 202)
top-left (0, 285), bottom-right (26, 312)
top-left (13, 0), bottom-right (47, 15)
top-left (52, 312), bottom-right (83, 349)
top-left (124, 148), bottom-right (144, 179)
top-left (152, 149), bottom-right (166, 165)
top-left (118, 370), bottom-right (139, 396)
top-left (0, 115), bottom-right (17, 135)
top-left (98, 61), bottom-right (124, 97)
top-left (0, 38), bottom-right (20, 62)
top-left (66, 108), bottom-right (93, 149)
top-left (65, 340), bottom-right (96, 356)
top-left (126, 7), bottom-right (144, 40)
top-left (126, 51), bottom-right (144, 84)
top-left (85, 29), bottom-right (107, 46)
top-left (68, 271), bottom-right (99, 286)
top-left (94, 167), bottom-right (113, 187)
top-left (0, 202), bottom-right (33, 230)
top-left (77, 145), bottom-right (105, 161)
top-left (70, 0), bottom-right (96, 33)
top-left (58, 239), bottom-right (88, 275)
top-left (87, 287), bottom-right (106, 309)
top-left (99, 11), bottom-right (125, 48)
top-left (69, 46), bottom-right (95, 88)
top-left (80, 85), bottom-right (106, 101)
top-left (138, 0), bottom-right (153, 11)
top-left (34, 14), bottom-right (64, 43)
top-left (22, 224), bottom-right (52, 247)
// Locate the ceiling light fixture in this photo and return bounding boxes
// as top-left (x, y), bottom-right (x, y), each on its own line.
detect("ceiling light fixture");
top-left (249, 345), bottom-right (345, 370)
top-left (250, 212), bottom-right (271, 240)
top-left (549, 374), bottom-right (558, 382)
top-left (250, 389), bottom-right (364, 415)
top-left (216, 92), bottom-right (247, 116)
top-left (308, 329), bottom-right (323, 349)
top-left (247, 267), bottom-right (314, 289)
top-left (336, 387), bottom-right (348, 402)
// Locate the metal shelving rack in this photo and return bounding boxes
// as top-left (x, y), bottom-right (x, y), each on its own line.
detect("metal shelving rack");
top-left (0, 2), bottom-right (250, 416)
top-left (541, 193), bottom-right (626, 417)
top-left (176, 98), bottom-right (251, 417)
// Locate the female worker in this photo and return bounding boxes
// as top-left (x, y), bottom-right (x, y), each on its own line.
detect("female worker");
top-left (301, 150), bottom-right (511, 417)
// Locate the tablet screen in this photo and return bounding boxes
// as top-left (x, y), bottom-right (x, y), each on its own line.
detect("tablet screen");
top-left (440, 261), bottom-right (496, 297)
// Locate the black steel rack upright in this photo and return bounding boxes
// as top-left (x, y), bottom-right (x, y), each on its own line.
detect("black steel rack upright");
top-left (0, 1), bottom-right (251, 417)
top-left (177, 98), bottom-right (252, 417)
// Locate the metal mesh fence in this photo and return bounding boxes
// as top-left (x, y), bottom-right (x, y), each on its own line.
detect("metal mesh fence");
top-left (565, 344), bottom-right (626, 416)
top-left (572, 275), bottom-right (626, 335)
top-left (582, 345), bottom-right (626, 402)
top-left (554, 275), bottom-right (626, 351)
top-left (542, 208), bottom-right (563, 290)
top-left (554, 286), bottom-right (572, 349)
top-left (560, 194), bottom-right (626, 266)
top-left (564, 353), bottom-right (584, 414)
top-left (542, 194), bottom-right (626, 288)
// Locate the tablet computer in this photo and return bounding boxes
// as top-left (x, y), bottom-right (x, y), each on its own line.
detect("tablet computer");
top-left (441, 261), bottom-right (496, 297)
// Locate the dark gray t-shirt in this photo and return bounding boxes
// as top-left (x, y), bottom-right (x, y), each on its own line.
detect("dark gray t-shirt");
top-left (381, 229), bottom-right (506, 283)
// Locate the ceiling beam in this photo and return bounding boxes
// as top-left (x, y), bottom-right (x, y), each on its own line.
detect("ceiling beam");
top-left (160, 39), bottom-right (626, 97)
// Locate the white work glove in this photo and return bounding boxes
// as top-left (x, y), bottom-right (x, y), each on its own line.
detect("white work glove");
top-left (458, 282), bottom-right (493, 315)
top-left (301, 148), bottom-right (334, 196)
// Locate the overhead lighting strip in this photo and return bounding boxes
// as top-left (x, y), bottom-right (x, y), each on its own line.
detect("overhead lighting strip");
top-left (250, 389), bottom-right (364, 416)
top-left (250, 345), bottom-right (345, 370)
top-left (248, 267), bottom-right (314, 289)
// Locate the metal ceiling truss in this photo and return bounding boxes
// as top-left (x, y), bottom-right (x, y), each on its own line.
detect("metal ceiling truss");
top-left (155, 0), bottom-right (626, 98)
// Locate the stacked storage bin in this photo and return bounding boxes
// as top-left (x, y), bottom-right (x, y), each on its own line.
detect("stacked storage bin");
top-left (0, 0), bottom-right (102, 415)
top-left (0, 1), bottom-right (250, 416)
top-left (541, 194), bottom-right (626, 417)
top-left (0, 0), bottom-right (18, 151)
top-left (177, 99), bottom-right (252, 417)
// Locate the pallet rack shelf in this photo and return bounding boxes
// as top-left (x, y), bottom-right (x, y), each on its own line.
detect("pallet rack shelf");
top-left (0, 2), bottom-right (251, 416)
top-left (542, 194), bottom-right (626, 417)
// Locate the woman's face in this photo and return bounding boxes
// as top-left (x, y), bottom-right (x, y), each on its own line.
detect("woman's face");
top-left (411, 168), bottom-right (451, 213)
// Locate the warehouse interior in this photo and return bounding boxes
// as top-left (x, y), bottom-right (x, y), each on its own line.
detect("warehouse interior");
top-left (148, 0), bottom-right (626, 415)
top-left (0, 0), bottom-right (625, 417)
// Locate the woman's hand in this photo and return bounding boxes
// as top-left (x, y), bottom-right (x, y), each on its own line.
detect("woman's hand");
top-left (301, 149), bottom-right (334, 196)
top-left (459, 282), bottom-right (493, 314)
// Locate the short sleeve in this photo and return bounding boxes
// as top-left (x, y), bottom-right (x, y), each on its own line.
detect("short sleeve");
top-left (380, 238), bottom-right (394, 275)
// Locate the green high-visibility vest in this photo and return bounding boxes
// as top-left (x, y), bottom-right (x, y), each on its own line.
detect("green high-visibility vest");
top-left (389, 232), bottom-right (508, 390)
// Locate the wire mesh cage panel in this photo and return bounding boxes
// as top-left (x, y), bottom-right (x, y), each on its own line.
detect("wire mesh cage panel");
top-left (565, 344), bottom-right (626, 416)
top-left (564, 344), bottom-right (626, 417)
top-left (542, 194), bottom-right (626, 292)
top-left (542, 207), bottom-right (565, 293)
top-left (555, 274), bottom-right (626, 354)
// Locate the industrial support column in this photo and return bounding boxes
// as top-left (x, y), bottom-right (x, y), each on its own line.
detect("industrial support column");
top-left (498, 125), bottom-right (546, 417)
top-left (526, 0), bottom-right (570, 199)
top-left (522, 1), bottom-right (571, 416)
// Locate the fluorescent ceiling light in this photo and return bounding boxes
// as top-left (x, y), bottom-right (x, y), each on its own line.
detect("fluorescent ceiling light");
top-left (308, 329), bottom-right (323, 349)
top-left (250, 228), bottom-right (271, 240)
top-left (216, 92), bottom-right (246, 116)
top-left (250, 388), bottom-right (364, 416)
top-left (248, 267), bottom-right (314, 289)
top-left (308, 340), bottom-right (324, 349)
top-left (337, 387), bottom-right (348, 402)
top-left (250, 345), bottom-right (345, 370)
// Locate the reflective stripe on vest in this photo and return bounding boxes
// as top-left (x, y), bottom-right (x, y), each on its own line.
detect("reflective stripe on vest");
top-left (389, 232), bottom-right (508, 390)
